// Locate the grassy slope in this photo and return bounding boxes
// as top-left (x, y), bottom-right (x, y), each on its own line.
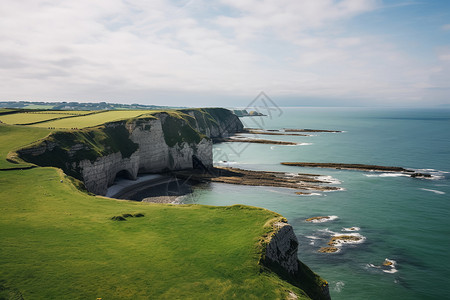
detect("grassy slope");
top-left (0, 118), bottom-right (312, 299)
top-left (0, 124), bottom-right (52, 169)
top-left (0, 167), bottom-right (308, 299)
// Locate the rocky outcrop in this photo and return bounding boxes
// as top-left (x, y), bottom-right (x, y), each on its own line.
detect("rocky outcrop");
top-left (17, 108), bottom-right (242, 195)
top-left (172, 167), bottom-right (340, 194)
top-left (262, 220), bottom-right (331, 300)
top-left (265, 222), bottom-right (300, 274)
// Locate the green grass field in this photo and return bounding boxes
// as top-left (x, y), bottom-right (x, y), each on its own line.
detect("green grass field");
top-left (0, 124), bottom-right (52, 169)
top-left (0, 111), bottom-right (99, 126)
top-left (0, 109), bottom-right (324, 299)
top-left (29, 110), bottom-right (159, 129)
top-left (0, 167), bottom-right (308, 299)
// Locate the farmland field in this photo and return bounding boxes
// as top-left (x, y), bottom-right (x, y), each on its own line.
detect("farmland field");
top-left (29, 110), bottom-right (159, 129)
top-left (0, 111), bottom-right (95, 125)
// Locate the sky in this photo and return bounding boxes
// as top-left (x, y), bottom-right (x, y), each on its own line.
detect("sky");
top-left (0, 0), bottom-right (449, 107)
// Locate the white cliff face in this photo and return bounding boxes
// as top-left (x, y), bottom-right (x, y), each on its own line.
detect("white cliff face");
top-left (79, 118), bottom-right (213, 195)
top-left (17, 108), bottom-right (238, 195)
top-left (265, 222), bottom-right (300, 274)
top-left (80, 152), bottom-right (140, 195)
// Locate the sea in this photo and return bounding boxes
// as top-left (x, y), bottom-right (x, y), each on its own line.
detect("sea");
top-left (180, 107), bottom-right (450, 300)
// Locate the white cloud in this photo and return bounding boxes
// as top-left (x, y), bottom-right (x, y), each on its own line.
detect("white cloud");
top-left (0, 0), bottom-right (448, 106)
top-left (215, 0), bottom-right (377, 40)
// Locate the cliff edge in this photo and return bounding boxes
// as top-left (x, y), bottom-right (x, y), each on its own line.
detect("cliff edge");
top-left (261, 218), bottom-right (331, 300)
top-left (16, 108), bottom-right (243, 195)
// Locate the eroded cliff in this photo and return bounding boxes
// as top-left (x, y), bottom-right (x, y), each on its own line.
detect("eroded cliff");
top-left (261, 219), bottom-right (331, 300)
top-left (17, 108), bottom-right (242, 195)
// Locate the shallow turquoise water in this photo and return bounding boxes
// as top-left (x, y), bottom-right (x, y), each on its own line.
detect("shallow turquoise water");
top-left (183, 107), bottom-right (450, 299)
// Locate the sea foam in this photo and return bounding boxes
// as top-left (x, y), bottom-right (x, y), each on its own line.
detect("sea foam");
top-left (419, 188), bottom-right (446, 195)
top-left (307, 215), bottom-right (339, 223)
top-left (412, 168), bottom-right (449, 180)
top-left (287, 142), bottom-right (313, 146)
top-left (330, 232), bottom-right (366, 247)
top-left (318, 175), bottom-right (342, 184)
top-left (306, 235), bottom-right (320, 245)
top-left (366, 258), bottom-right (398, 274)
top-left (300, 192), bottom-right (322, 196)
top-left (333, 281), bottom-right (345, 293)
top-left (364, 173), bottom-right (409, 178)
top-left (342, 227), bottom-right (360, 232)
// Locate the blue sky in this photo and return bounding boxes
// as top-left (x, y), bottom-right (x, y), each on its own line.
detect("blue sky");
top-left (0, 0), bottom-right (449, 107)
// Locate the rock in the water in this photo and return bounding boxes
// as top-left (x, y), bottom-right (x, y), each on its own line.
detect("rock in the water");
top-left (306, 216), bottom-right (330, 222)
top-left (318, 246), bottom-right (339, 253)
top-left (410, 173), bottom-right (432, 178)
top-left (328, 235), bottom-right (362, 246)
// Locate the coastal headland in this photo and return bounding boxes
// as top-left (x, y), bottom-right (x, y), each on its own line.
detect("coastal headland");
top-left (0, 107), bottom-right (331, 299)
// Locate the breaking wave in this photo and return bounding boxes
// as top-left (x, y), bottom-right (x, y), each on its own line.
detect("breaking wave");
top-left (419, 188), bottom-right (446, 195)
top-left (306, 215), bottom-right (339, 223)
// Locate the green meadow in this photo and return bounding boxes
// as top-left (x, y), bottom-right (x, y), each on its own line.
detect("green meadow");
top-left (0, 125), bottom-right (52, 169)
top-left (0, 168), bottom-right (308, 299)
top-left (0, 112), bottom-right (313, 299)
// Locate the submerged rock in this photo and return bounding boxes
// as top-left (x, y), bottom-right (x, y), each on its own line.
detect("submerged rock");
top-left (306, 216), bottom-right (330, 222)
top-left (318, 246), bottom-right (339, 253)
top-left (410, 173), bottom-right (432, 178)
top-left (383, 259), bottom-right (393, 266)
top-left (328, 235), bottom-right (363, 246)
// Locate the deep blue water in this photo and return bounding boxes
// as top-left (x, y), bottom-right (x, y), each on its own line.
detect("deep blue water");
top-left (183, 107), bottom-right (450, 299)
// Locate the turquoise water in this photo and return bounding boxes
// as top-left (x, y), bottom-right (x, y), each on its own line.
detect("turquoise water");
top-left (183, 107), bottom-right (450, 299)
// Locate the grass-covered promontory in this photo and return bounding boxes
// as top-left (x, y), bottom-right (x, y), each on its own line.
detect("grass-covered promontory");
top-left (0, 167), bottom-right (310, 299)
top-left (0, 109), bottom-right (326, 299)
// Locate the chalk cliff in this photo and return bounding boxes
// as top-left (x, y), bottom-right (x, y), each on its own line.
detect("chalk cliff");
top-left (262, 220), bottom-right (331, 300)
top-left (17, 108), bottom-right (243, 195)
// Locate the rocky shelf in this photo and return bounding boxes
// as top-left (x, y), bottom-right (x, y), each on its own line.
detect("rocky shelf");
top-left (305, 216), bottom-right (330, 222)
top-left (243, 129), bottom-right (309, 136)
top-left (171, 167), bottom-right (340, 194)
top-left (318, 235), bottom-right (364, 253)
top-left (213, 137), bottom-right (298, 145)
top-left (281, 162), bottom-right (432, 177)
top-left (284, 128), bottom-right (342, 133)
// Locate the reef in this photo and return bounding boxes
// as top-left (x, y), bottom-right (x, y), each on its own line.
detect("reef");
top-left (282, 162), bottom-right (432, 177)
top-left (213, 137), bottom-right (298, 145)
top-left (171, 167), bottom-right (340, 194)
top-left (306, 216), bottom-right (330, 222)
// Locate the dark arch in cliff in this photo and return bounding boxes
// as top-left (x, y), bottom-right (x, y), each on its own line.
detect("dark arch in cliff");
top-left (114, 169), bottom-right (134, 182)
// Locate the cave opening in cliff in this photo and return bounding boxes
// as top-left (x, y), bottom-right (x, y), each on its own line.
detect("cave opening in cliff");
top-left (114, 169), bottom-right (134, 181)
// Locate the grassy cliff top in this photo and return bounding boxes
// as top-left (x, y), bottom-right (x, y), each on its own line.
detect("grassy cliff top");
top-left (0, 167), bottom-right (309, 299)
top-left (0, 108), bottom-right (233, 130)
top-left (0, 110), bottom-right (159, 129)
top-left (0, 124), bottom-right (52, 169)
